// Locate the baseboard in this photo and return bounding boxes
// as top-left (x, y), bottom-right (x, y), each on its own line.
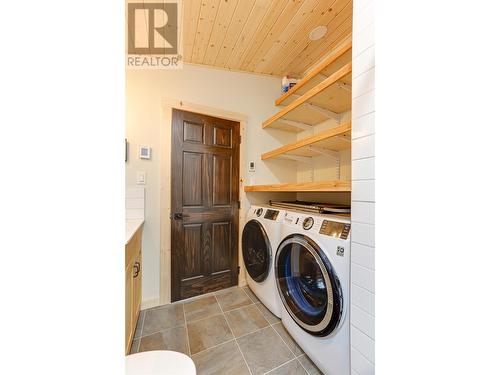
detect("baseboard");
top-left (141, 297), bottom-right (160, 310)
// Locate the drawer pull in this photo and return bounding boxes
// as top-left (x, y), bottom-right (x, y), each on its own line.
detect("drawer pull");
top-left (133, 262), bottom-right (141, 278)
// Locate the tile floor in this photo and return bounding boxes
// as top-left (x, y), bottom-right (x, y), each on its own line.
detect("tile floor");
top-left (130, 286), bottom-right (323, 375)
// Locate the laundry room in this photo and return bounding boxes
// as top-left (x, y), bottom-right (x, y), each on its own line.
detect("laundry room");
top-left (7, 0), bottom-right (500, 374)
top-left (124, 0), bottom-right (373, 374)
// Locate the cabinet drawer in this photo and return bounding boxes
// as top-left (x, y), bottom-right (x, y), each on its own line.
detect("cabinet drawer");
top-left (125, 227), bottom-right (143, 269)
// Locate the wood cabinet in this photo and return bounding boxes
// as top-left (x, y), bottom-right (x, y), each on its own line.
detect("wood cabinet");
top-left (125, 225), bottom-right (143, 354)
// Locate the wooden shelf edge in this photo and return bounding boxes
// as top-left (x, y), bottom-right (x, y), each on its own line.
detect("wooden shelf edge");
top-left (261, 123), bottom-right (351, 160)
top-left (244, 181), bottom-right (351, 192)
top-left (262, 62), bottom-right (352, 130)
top-left (275, 38), bottom-right (353, 106)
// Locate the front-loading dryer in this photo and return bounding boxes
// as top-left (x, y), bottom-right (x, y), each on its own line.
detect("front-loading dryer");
top-left (242, 205), bottom-right (284, 317)
top-left (275, 209), bottom-right (351, 375)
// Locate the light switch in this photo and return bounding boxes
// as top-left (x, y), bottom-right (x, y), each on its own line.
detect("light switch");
top-left (249, 161), bottom-right (256, 172)
top-left (137, 171), bottom-right (146, 185)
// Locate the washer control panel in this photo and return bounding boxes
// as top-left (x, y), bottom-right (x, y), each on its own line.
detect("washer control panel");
top-left (320, 220), bottom-right (351, 239)
top-left (255, 208), bottom-right (263, 217)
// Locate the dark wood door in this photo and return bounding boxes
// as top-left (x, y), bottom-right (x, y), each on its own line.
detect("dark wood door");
top-left (171, 109), bottom-right (240, 302)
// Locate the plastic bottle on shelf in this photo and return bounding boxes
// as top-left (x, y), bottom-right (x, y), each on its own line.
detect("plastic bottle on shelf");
top-left (281, 75), bottom-right (298, 93)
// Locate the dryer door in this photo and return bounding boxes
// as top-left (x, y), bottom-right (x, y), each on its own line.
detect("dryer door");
top-left (242, 220), bottom-right (271, 282)
top-left (276, 234), bottom-right (343, 337)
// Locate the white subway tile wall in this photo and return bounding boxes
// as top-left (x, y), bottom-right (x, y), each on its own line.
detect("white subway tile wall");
top-left (351, 0), bottom-right (375, 373)
top-left (126, 187), bottom-right (145, 219)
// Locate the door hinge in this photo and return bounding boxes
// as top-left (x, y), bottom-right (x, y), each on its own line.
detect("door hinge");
top-left (237, 266), bottom-right (240, 275)
top-left (239, 135), bottom-right (242, 144)
top-left (237, 201), bottom-right (241, 209)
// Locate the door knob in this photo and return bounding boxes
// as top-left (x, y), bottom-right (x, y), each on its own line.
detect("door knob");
top-left (172, 212), bottom-right (189, 220)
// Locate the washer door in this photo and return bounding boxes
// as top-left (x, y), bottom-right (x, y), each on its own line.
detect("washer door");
top-left (242, 220), bottom-right (272, 282)
top-left (275, 234), bottom-right (343, 336)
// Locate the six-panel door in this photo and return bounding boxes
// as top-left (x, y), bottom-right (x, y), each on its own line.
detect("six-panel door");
top-left (171, 109), bottom-right (240, 302)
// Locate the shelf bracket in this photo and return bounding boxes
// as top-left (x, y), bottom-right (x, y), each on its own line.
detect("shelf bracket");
top-left (281, 119), bottom-right (313, 131)
top-left (308, 146), bottom-right (340, 158)
top-left (335, 82), bottom-right (352, 92)
top-left (337, 134), bottom-right (351, 143)
top-left (305, 103), bottom-right (341, 123)
top-left (278, 154), bottom-right (313, 165)
top-left (307, 146), bottom-right (341, 180)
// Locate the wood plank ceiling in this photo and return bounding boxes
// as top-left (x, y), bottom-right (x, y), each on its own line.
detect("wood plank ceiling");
top-left (182, 0), bottom-right (353, 77)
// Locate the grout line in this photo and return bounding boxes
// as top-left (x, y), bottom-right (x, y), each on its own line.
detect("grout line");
top-left (261, 357), bottom-right (297, 375)
top-left (351, 300), bottom-right (375, 318)
top-left (214, 293), bottom-right (254, 375)
top-left (241, 285), bottom-right (259, 304)
top-left (185, 300), bottom-right (256, 326)
top-left (351, 281), bottom-right (375, 294)
top-left (182, 303), bottom-right (191, 356)
top-left (351, 345), bottom-right (375, 366)
top-left (256, 305), bottom-right (280, 326)
top-left (138, 311), bottom-right (145, 352)
top-left (189, 338), bottom-right (236, 357)
top-left (185, 311), bottom-right (223, 325)
top-left (138, 321), bottom-right (187, 339)
top-left (269, 321), bottom-right (297, 359)
top-left (296, 354), bottom-right (312, 375)
top-left (231, 323), bottom-right (271, 341)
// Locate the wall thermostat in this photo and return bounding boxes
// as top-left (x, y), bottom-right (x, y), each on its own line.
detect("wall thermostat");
top-left (249, 161), bottom-right (256, 172)
top-left (139, 146), bottom-right (151, 159)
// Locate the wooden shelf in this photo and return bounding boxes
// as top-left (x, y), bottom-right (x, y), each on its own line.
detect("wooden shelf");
top-left (262, 62), bottom-right (352, 132)
top-left (276, 39), bottom-right (352, 107)
top-left (244, 180), bottom-right (351, 193)
top-left (262, 123), bottom-right (351, 160)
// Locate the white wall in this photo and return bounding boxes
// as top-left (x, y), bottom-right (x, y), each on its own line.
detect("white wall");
top-left (350, 0), bottom-right (375, 374)
top-left (126, 64), bottom-right (297, 304)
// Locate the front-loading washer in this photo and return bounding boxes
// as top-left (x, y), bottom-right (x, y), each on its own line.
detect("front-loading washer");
top-left (275, 209), bottom-right (351, 375)
top-left (242, 205), bottom-right (284, 317)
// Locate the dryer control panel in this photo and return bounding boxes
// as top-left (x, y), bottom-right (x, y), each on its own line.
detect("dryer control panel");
top-left (319, 220), bottom-right (351, 239)
top-left (264, 209), bottom-right (280, 220)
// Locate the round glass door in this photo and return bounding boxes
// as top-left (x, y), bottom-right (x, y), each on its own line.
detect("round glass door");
top-left (275, 234), bottom-right (343, 336)
top-left (242, 220), bottom-right (271, 282)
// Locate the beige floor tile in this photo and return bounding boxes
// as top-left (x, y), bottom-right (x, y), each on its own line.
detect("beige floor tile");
top-left (297, 354), bottom-right (323, 375)
top-left (187, 314), bottom-right (233, 354)
top-left (133, 310), bottom-right (146, 339)
top-left (191, 340), bottom-right (250, 375)
top-left (142, 304), bottom-right (184, 336)
top-left (138, 325), bottom-right (189, 355)
top-left (237, 326), bottom-right (294, 374)
top-left (255, 302), bottom-right (281, 324)
top-left (215, 288), bottom-right (252, 312)
top-left (242, 286), bottom-right (260, 303)
top-left (225, 304), bottom-right (269, 337)
top-left (184, 295), bottom-right (222, 322)
top-left (129, 339), bottom-right (140, 354)
top-left (272, 322), bottom-right (304, 356)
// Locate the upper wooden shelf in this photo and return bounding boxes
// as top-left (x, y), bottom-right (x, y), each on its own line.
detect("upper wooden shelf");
top-left (262, 62), bottom-right (352, 132)
top-left (262, 123), bottom-right (351, 160)
top-left (244, 180), bottom-right (351, 193)
top-left (276, 39), bottom-right (352, 107)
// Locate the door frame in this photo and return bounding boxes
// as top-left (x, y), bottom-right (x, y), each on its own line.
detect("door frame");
top-left (159, 99), bottom-right (247, 304)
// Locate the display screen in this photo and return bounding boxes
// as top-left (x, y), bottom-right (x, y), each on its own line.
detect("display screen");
top-left (264, 209), bottom-right (279, 220)
top-left (319, 220), bottom-right (350, 239)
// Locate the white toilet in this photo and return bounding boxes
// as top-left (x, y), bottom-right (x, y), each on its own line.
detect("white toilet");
top-left (126, 350), bottom-right (196, 375)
